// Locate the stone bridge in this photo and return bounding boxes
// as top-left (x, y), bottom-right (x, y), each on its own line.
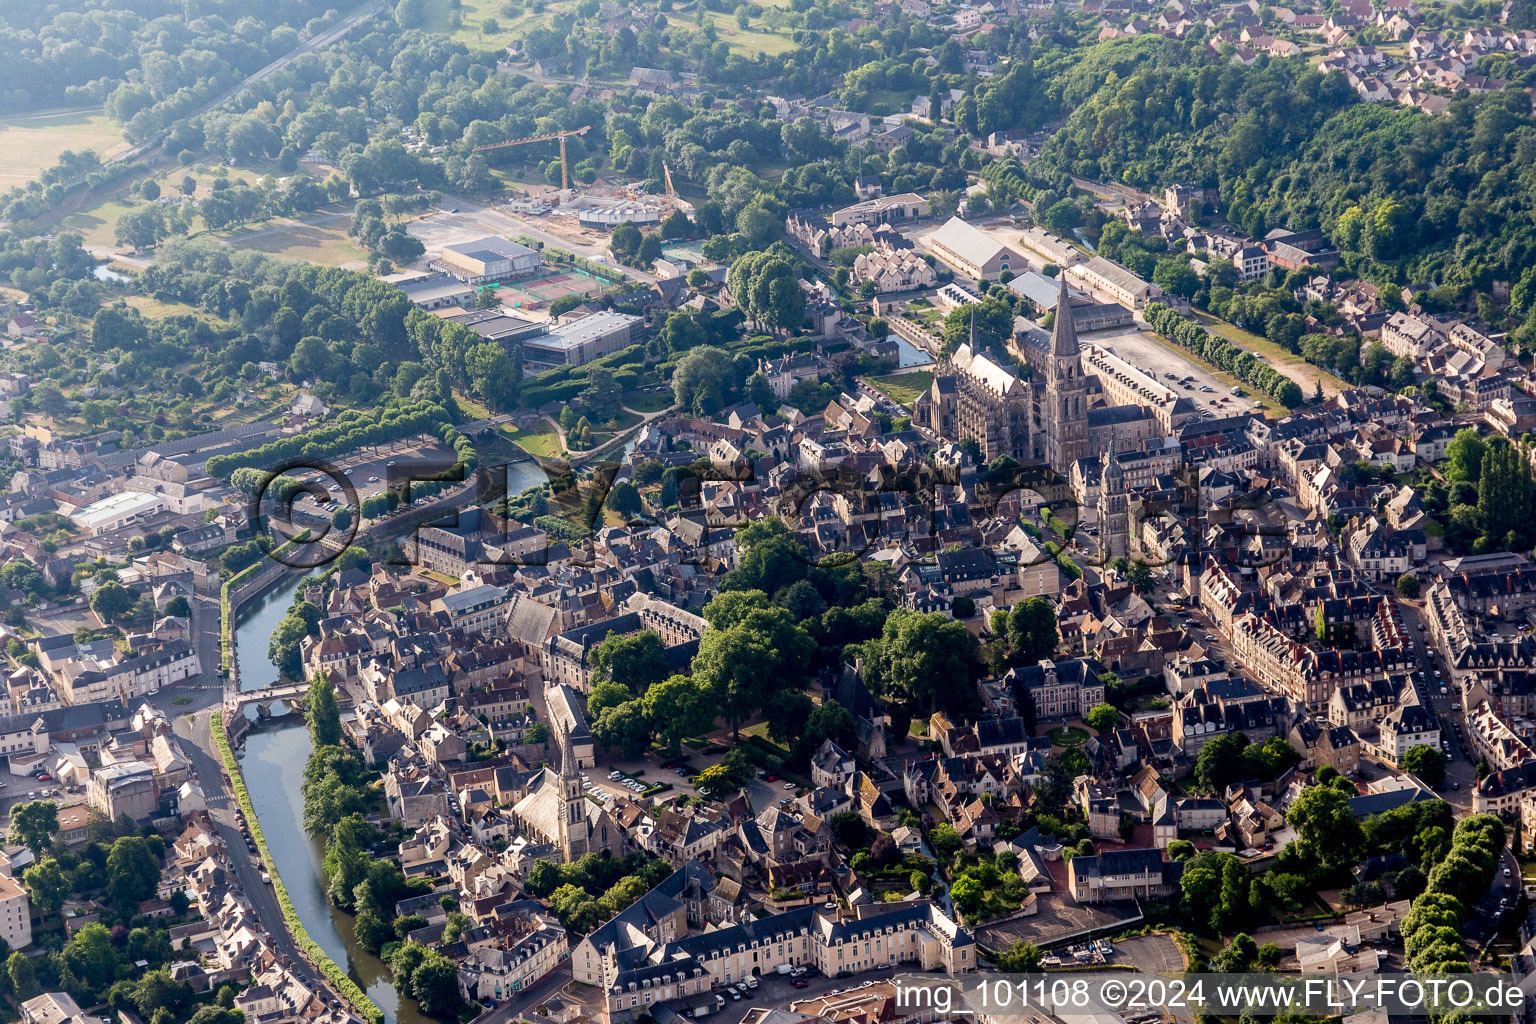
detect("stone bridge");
top-left (224, 683), bottom-right (311, 741)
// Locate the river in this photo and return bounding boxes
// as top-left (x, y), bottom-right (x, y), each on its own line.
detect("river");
top-left (240, 721), bottom-right (431, 1024)
top-left (228, 463), bottom-right (553, 1024)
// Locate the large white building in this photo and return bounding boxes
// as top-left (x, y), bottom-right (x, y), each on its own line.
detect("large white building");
top-left (69, 491), bottom-right (165, 536)
top-left (432, 236), bottom-right (543, 284)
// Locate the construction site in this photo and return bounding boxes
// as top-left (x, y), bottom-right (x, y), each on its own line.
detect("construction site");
top-left (473, 126), bottom-right (696, 247)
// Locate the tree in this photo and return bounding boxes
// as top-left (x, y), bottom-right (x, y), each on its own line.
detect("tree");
top-left (1084, 704), bottom-right (1119, 732)
top-left (577, 367), bottom-right (624, 422)
top-left (91, 581), bottom-right (136, 623)
top-left (1193, 731), bottom-right (1250, 793)
top-left (1478, 439), bottom-right (1536, 546)
top-left (940, 295), bottom-right (1014, 355)
top-left (411, 954), bottom-right (461, 1015)
top-left (930, 823), bottom-right (962, 859)
top-left (1287, 784), bottom-right (1365, 874)
top-left (610, 221), bottom-right (643, 262)
top-left (672, 345), bottom-right (735, 415)
top-left (860, 609), bottom-right (976, 712)
top-left (1153, 258), bottom-right (1200, 300)
top-left (22, 858), bottom-right (68, 920)
top-left (133, 969), bottom-right (193, 1020)
top-left (1006, 598), bottom-right (1058, 663)
top-left (1401, 745), bottom-right (1447, 788)
top-left (1396, 573), bottom-right (1421, 599)
top-left (995, 940), bottom-right (1042, 972)
top-left (7, 951), bottom-right (37, 999)
top-left (307, 674), bottom-right (342, 748)
top-left (9, 800), bottom-right (58, 855)
top-left (693, 763), bottom-right (737, 796)
top-left (643, 675), bottom-right (713, 751)
top-left (591, 630), bottom-right (670, 695)
top-left (116, 205), bottom-right (168, 251)
top-left (1445, 428), bottom-right (1487, 484)
top-left (107, 835), bottom-right (161, 913)
top-left (1181, 850), bottom-right (1249, 931)
top-left (592, 700), bottom-right (651, 759)
top-left (950, 875), bottom-right (984, 917)
top-left (726, 248), bottom-right (806, 333)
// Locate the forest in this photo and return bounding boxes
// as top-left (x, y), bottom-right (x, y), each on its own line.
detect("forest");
top-left (1028, 34), bottom-right (1536, 319)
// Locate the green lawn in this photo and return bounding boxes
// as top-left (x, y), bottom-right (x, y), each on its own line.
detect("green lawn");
top-left (866, 371), bottom-right (933, 407)
top-left (622, 389), bottom-right (675, 413)
top-left (1048, 725), bottom-right (1089, 747)
top-left (501, 422), bottom-right (564, 458)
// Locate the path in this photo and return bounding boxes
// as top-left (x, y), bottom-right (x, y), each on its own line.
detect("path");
top-left (530, 401), bottom-right (675, 467)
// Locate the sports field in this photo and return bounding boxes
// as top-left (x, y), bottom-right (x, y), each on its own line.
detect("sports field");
top-left (489, 271), bottom-right (607, 310)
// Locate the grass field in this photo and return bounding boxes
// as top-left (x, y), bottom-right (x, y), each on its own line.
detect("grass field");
top-left (0, 108), bottom-right (127, 187)
top-left (1192, 310), bottom-right (1347, 398)
top-left (502, 422), bottom-right (564, 458)
top-left (123, 296), bottom-right (204, 319)
top-left (55, 198), bottom-right (136, 248)
top-left (867, 370), bottom-right (933, 407)
top-left (217, 214), bottom-right (365, 267)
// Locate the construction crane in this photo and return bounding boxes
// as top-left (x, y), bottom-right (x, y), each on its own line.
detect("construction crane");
top-left (474, 125), bottom-right (591, 191)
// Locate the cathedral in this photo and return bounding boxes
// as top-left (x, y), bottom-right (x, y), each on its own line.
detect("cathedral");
top-left (918, 274), bottom-right (1161, 484)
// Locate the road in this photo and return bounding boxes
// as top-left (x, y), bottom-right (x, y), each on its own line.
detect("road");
top-left (478, 963), bottom-right (572, 1024)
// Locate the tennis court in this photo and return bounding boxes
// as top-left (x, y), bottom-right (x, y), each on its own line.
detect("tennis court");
top-left (491, 270), bottom-right (608, 309)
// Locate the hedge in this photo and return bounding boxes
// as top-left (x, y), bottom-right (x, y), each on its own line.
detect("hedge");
top-left (210, 711), bottom-right (386, 1024)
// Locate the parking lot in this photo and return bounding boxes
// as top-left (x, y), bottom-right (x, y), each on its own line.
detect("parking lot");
top-left (1089, 326), bottom-right (1263, 417)
top-left (582, 752), bottom-right (803, 811)
top-left (0, 774), bottom-right (71, 818)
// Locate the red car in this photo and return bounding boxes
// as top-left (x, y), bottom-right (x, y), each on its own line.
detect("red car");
top-left (792, 980), bottom-right (809, 988)
top-left (37, 774), bottom-right (51, 782)
top-left (766, 774), bottom-right (778, 782)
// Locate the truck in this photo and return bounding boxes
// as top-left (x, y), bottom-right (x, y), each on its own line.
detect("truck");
top-left (776, 965), bottom-right (794, 976)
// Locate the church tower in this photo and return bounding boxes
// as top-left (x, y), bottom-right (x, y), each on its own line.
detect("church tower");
top-left (1043, 274), bottom-right (1090, 474)
top-left (1098, 443), bottom-right (1130, 562)
top-left (554, 722), bottom-right (589, 860)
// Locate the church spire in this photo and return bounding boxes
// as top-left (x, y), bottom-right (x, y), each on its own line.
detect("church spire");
top-left (1050, 272), bottom-right (1078, 357)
